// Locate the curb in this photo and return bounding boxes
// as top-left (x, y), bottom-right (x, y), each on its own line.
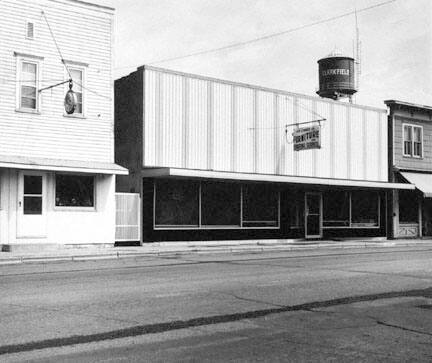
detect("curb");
top-left (1, 241), bottom-right (432, 265)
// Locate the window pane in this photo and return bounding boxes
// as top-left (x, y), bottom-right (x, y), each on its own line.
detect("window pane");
top-left (21, 97), bottom-right (36, 109)
top-left (201, 182), bottom-right (240, 226)
top-left (413, 127), bottom-right (421, 142)
top-left (404, 141), bottom-right (412, 156)
top-left (155, 180), bottom-right (199, 226)
top-left (323, 191), bottom-right (349, 227)
top-left (242, 184), bottom-right (278, 227)
top-left (21, 86), bottom-right (36, 98)
top-left (399, 190), bottom-right (418, 223)
top-left (55, 174), bottom-right (94, 207)
top-left (404, 125), bottom-right (412, 141)
top-left (24, 175), bottom-right (42, 195)
top-left (24, 196), bottom-right (42, 215)
top-left (351, 191), bottom-right (379, 226)
top-left (22, 62), bottom-right (36, 79)
top-left (70, 69), bottom-right (83, 92)
top-left (414, 142), bottom-right (422, 157)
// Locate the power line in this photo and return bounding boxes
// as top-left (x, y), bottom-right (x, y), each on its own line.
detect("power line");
top-left (113, 0), bottom-right (396, 70)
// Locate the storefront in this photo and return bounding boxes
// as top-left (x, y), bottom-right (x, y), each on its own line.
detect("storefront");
top-left (386, 100), bottom-right (432, 238)
top-left (139, 170), bottom-right (409, 242)
top-left (115, 67), bottom-right (413, 243)
top-left (0, 156), bottom-right (127, 250)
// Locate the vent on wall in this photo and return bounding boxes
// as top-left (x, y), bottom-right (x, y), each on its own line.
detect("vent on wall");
top-left (26, 22), bottom-right (34, 39)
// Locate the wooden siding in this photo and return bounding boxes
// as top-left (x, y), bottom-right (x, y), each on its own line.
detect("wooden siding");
top-left (141, 68), bottom-right (388, 182)
top-left (0, 0), bottom-right (114, 163)
top-left (393, 116), bottom-right (432, 171)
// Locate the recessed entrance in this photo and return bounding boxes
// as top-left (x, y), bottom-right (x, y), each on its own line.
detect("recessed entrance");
top-left (305, 192), bottom-right (322, 239)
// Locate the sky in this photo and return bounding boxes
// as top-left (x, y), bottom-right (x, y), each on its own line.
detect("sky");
top-left (97, 0), bottom-right (430, 108)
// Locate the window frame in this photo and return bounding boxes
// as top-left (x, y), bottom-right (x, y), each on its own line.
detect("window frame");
top-left (64, 63), bottom-right (86, 118)
top-left (15, 55), bottom-right (41, 113)
top-left (403, 123), bottom-right (423, 158)
top-left (53, 173), bottom-right (96, 212)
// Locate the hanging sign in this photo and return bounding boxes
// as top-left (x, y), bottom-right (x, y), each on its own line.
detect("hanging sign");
top-left (293, 125), bottom-right (321, 151)
top-left (64, 88), bottom-right (77, 114)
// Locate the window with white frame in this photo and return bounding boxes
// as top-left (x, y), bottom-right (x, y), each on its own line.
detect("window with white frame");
top-left (68, 68), bottom-right (84, 115)
top-left (18, 60), bottom-right (39, 110)
top-left (403, 124), bottom-right (422, 157)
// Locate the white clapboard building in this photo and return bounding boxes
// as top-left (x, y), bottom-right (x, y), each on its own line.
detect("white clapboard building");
top-left (0, 0), bottom-right (127, 250)
top-left (115, 66), bottom-right (412, 243)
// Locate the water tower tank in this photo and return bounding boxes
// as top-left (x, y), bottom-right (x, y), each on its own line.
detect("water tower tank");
top-left (316, 53), bottom-right (356, 100)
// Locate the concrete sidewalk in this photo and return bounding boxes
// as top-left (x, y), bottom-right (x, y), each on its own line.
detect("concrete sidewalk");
top-left (1, 238), bottom-right (432, 265)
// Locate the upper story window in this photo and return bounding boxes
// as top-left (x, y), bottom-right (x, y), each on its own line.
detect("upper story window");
top-left (19, 60), bottom-right (39, 111)
top-left (403, 124), bottom-right (423, 158)
top-left (66, 66), bottom-right (85, 116)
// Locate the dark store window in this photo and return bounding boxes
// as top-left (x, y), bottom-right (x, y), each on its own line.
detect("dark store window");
top-left (323, 191), bottom-right (350, 227)
top-left (351, 190), bottom-right (379, 227)
top-left (55, 174), bottom-right (94, 207)
top-left (201, 182), bottom-right (240, 226)
top-left (242, 184), bottom-right (278, 227)
top-left (155, 180), bottom-right (199, 227)
top-left (399, 190), bottom-right (418, 223)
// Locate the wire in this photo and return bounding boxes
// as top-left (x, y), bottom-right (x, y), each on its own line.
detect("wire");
top-left (41, 10), bottom-right (72, 79)
top-left (74, 80), bottom-right (112, 101)
top-left (113, 0), bottom-right (396, 69)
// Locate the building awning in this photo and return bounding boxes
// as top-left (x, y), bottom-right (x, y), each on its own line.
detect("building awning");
top-left (400, 172), bottom-right (432, 197)
top-left (142, 168), bottom-right (414, 190)
top-left (0, 155), bottom-right (128, 175)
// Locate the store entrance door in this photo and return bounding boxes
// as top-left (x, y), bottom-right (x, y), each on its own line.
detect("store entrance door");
top-left (305, 192), bottom-right (322, 239)
top-left (17, 172), bottom-right (47, 238)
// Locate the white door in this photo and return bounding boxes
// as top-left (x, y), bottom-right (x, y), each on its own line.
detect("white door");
top-left (17, 172), bottom-right (47, 238)
top-left (305, 192), bottom-right (322, 239)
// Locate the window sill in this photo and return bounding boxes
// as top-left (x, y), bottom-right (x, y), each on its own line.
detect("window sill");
top-left (15, 108), bottom-right (41, 115)
top-left (63, 113), bottom-right (86, 119)
top-left (402, 155), bottom-right (423, 160)
top-left (54, 206), bottom-right (96, 212)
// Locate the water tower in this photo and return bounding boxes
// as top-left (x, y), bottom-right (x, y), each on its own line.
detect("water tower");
top-left (316, 51), bottom-right (357, 101)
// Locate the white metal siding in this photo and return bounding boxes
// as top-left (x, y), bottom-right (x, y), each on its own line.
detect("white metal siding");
top-left (115, 193), bottom-right (140, 241)
top-left (0, 0), bottom-right (113, 163)
top-left (143, 68), bottom-right (387, 182)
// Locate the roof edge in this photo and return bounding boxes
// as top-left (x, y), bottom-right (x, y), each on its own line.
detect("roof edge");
top-left (384, 100), bottom-right (432, 112)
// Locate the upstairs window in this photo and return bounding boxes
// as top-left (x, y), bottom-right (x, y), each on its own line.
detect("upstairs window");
top-left (66, 67), bottom-right (85, 115)
top-left (403, 124), bottom-right (422, 158)
top-left (19, 61), bottom-right (38, 110)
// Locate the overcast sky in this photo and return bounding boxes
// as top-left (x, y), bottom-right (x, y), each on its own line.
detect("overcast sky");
top-left (98, 0), bottom-right (430, 108)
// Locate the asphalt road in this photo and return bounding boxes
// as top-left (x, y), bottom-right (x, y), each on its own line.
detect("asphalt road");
top-left (1, 247), bottom-right (432, 362)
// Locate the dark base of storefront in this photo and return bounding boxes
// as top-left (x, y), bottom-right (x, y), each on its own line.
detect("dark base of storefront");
top-left (141, 178), bottom-right (387, 243)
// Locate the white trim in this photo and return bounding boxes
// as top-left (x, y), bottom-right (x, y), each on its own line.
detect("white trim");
top-left (142, 167), bottom-right (415, 190)
top-left (0, 157), bottom-right (127, 175)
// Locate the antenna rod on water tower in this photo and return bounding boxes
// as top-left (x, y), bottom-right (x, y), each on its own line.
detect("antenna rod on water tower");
top-left (355, 8), bottom-right (361, 92)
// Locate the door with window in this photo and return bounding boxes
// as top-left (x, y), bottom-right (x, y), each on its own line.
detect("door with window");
top-left (17, 172), bottom-right (47, 238)
top-left (305, 193), bottom-right (322, 239)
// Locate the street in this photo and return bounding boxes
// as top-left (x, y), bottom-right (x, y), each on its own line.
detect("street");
top-left (1, 246), bottom-right (432, 362)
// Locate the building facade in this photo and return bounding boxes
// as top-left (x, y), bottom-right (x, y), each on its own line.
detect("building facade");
top-left (0, 0), bottom-right (127, 250)
top-left (115, 66), bottom-right (412, 243)
top-left (386, 100), bottom-right (432, 238)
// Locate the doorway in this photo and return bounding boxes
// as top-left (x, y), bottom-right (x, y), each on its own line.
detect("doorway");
top-left (17, 172), bottom-right (47, 238)
top-left (305, 192), bottom-right (322, 239)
